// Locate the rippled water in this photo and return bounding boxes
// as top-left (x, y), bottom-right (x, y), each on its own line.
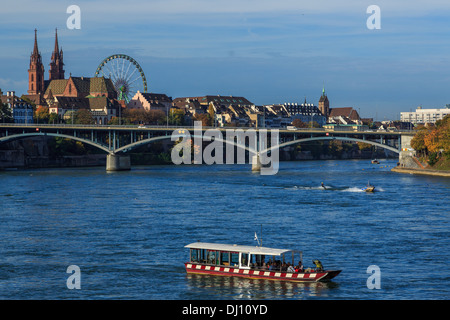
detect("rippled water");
top-left (0, 159), bottom-right (449, 299)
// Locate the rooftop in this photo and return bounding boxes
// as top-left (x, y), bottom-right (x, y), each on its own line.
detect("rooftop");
top-left (185, 242), bottom-right (294, 256)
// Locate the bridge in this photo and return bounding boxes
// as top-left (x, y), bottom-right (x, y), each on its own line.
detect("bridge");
top-left (0, 123), bottom-right (415, 172)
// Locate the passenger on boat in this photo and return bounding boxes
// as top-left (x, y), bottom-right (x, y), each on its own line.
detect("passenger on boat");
top-left (313, 259), bottom-right (323, 271)
top-left (295, 261), bottom-right (304, 272)
top-left (287, 263), bottom-right (295, 273)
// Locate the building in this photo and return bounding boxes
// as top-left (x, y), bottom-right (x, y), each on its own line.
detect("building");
top-left (316, 88), bottom-right (361, 125)
top-left (318, 87), bottom-right (330, 118)
top-left (22, 29), bottom-right (121, 124)
top-left (27, 29), bottom-right (45, 97)
top-left (173, 95), bottom-right (253, 109)
top-left (400, 106), bottom-right (450, 125)
top-left (0, 90), bottom-right (34, 124)
top-left (283, 99), bottom-right (326, 127)
top-left (328, 107), bottom-right (361, 124)
top-left (128, 91), bottom-right (172, 112)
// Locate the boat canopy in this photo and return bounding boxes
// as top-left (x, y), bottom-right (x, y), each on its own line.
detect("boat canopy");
top-left (185, 242), bottom-right (294, 256)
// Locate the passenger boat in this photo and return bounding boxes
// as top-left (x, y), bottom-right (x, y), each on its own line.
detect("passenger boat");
top-left (184, 242), bottom-right (341, 282)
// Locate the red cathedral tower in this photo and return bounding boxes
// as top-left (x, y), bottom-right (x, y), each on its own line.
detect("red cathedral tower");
top-left (27, 29), bottom-right (45, 95)
top-left (49, 28), bottom-right (65, 81)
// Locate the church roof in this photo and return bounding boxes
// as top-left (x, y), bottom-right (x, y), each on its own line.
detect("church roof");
top-left (329, 107), bottom-right (360, 120)
top-left (44, 79), bottom-right (68, 95)
top-left (44, 77), bottom-right (116, 96)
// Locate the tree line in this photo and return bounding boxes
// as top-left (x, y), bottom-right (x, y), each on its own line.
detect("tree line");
top-left (411, 114), bottom-right (450, 166)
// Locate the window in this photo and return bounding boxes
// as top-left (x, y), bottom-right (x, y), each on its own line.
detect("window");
top-left (207, 250), bottom-right (217, 264)
top-left (220, 251), bottom-right (230, 266)
top-left (241, 253), bottom-right (249, 267)
top-left (190, 249), bottom-right (199, 262)
top-left (230, 252), bottom-right (239, 266)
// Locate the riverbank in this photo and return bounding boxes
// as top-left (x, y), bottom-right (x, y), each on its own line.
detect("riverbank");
top-left (391, 166), bottom-right (450, 177)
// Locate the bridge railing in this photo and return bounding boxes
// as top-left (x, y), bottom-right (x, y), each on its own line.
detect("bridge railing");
top-left (0, 123), bottom-right (416, 134)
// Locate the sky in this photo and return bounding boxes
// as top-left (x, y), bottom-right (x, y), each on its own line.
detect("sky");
top-left (1, 0), bottom-right (450, 120)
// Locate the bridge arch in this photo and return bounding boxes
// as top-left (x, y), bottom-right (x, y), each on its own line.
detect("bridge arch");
top-left (115, 134), bottom-right (256, 155)
top-left (0, 132), bottom-right (111, 153)
top-left (260, 136), bottom-right (400, 156)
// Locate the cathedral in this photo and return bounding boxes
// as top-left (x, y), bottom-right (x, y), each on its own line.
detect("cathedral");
top-left (24, 29), bottom-right (120, 124)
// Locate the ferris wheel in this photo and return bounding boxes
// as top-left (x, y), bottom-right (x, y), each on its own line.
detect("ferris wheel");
top-left (94, 54), bottom-right (147, 103)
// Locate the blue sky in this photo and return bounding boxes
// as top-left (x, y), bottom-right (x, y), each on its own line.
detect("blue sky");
top-left (1, 0), bottom-right (450, 120)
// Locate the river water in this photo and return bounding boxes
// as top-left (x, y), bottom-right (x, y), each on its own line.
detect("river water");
top-left (0, 159), bottom-right (448, 300)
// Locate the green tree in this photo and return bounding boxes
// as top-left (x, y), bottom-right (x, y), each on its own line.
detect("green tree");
top-left (74, 109), bottom-right (94, 125)
top-left (168, 108), bottom-right (185, 126)
top-left (0, 102), bottom-right (13, 123)
top-left (411, 128), bottom-right (429, 156)
top-left (48, 112), bottom-right (59, 124)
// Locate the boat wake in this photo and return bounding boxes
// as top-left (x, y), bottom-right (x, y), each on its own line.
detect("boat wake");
top-left (285, 186), bottom-right (385, 192)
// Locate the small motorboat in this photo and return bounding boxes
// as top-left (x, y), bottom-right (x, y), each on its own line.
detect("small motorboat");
top-left (362, 181), bottom-right (375, 192)
top-left (371, 159), bottom-right (380, 164)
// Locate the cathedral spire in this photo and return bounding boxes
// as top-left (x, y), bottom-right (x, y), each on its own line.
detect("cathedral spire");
top-left (33, 28), bottom-right (39, 55)
top-left (51, 28), bottom-right (61, 63)
top-left (28, 29), bottom-right (45, 95)
top-left (49, 28), bottom-right (65, 80)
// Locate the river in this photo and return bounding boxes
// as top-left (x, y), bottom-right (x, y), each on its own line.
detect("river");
top-left (0, 159), bottom-right (448, 300)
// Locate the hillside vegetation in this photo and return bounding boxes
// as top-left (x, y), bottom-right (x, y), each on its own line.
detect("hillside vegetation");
top-left (411, 114), bottom-right (450, 170)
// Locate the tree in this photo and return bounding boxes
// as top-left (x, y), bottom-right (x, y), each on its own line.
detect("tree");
top-left (208, 104), bottom-right (215, 126)
top-left (35, 105), bottom-right (49, 123)
top-left (48, 112), bottom-right (59, 124)
top-left (292, 118), bottom-right (307, 128)
top-left (411, 127), bottom-right (429, 156)
top-left (193, 113), bottom-right (211, 127)
top-left (74, 109), bottom-right (94, 125)
top-left (168, 108), bottom-right (185, 126)
top-left (0, 102), bottom-right (13, 123)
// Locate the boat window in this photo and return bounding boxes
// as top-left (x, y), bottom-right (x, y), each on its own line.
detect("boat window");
top-left (190, 249), bottom-right (199, 262)
top-left (220, 251), bottom-right (230, 266)
top-left (207, 250), bottom-right (217, 265)
top-left (241, 253), bottom-right (249, 267)
top-left (199, 249), bottom-right (207, 263)
top-left (251, 254), bottom-right (266, 268)
top-left (230, 252), bottom-right (239, 267)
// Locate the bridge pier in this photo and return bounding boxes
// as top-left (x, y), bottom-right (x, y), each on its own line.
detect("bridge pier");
top-left (106, 153), bottom-right (131, 171)
top-left (251, 154), bottom-right (261, 172)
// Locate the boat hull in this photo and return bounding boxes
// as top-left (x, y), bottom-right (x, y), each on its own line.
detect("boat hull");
top-left (185, 263), bottom-right (341, 282)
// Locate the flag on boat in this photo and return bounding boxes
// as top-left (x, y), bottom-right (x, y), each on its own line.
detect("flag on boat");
top-left (254, 232), bottom-right (260, 246)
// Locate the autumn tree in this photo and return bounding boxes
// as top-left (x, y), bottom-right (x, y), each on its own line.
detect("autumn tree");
top-left (35, 105), bottom-right (49, 123)
top-left (292, 118), bottom-right (307, 128)
top-left (193, 113), bottom-right (211, 127)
